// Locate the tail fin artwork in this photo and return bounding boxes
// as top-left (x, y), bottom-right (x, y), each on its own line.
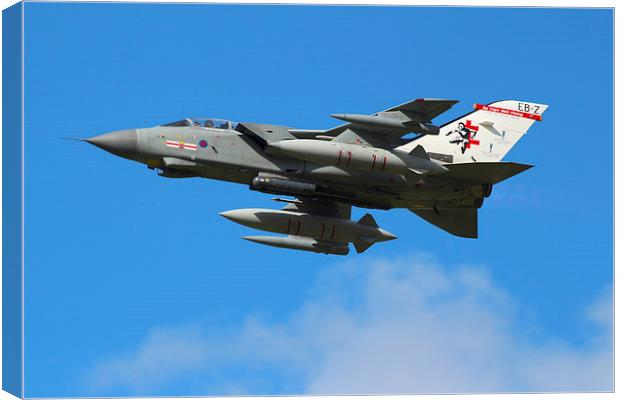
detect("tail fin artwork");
top-left (397, 100), bottom-right (549, 163)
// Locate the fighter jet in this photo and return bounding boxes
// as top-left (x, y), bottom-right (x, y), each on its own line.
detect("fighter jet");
top-left (82, 98), bottom-right (548, 255)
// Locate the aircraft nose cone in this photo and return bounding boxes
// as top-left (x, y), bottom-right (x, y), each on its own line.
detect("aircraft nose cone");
top-left (86, 129), bottom-right (137, 159)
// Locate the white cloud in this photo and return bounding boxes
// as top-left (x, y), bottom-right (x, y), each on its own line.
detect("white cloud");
top-left (84, 255), bottom-right (612, 395)
top-left (86, 325), bottom-right (211, 393)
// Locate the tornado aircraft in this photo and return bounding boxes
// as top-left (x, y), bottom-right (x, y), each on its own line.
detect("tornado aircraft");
top-left (82, 98), bottom-right (548, 255)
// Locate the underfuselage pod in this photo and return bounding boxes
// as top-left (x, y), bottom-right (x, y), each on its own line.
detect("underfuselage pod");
top-left (243, 235), bottom-right (350, 255)
top-left (219, 208), bottom-right (396, 248)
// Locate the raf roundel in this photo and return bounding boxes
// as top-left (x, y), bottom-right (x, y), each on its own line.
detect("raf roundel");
top-left (199, 139), bottom-right (208, 148)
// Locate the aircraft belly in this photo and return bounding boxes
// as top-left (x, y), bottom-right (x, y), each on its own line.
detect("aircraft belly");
top-left (394, 184), bottom-right (484, 209)
top-left (196, 165), bottom-right (256, 184)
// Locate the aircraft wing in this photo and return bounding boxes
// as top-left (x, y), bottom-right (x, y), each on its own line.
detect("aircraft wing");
top-left (289, 98), bottom-right (459, 147)
top-left (385, 98), bottom-right (459, 122)
top-left (329, 98), bottom-right (458, 136)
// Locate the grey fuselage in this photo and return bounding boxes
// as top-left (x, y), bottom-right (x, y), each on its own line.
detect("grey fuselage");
top-left (122, 123), bottom-right (485, 211)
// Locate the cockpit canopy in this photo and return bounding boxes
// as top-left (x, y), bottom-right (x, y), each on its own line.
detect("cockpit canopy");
top-left (162, 118), bottom-right (236, 130)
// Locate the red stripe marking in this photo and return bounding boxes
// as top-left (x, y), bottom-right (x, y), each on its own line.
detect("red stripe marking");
top-left (466, 141), bottom-right (480, 149)
top-left (286, 217), bottom-right (291, 234)
top-left (166, 140), bottom-right (197, 150)
top-left (336, 150), bottom-right (342, 165)
top-left (474, 103), bottom-right (542, 121)
top-left (320, 223), bottom-right (325, 239)
top-left (382, 156), bottom-right (387, 172)
top-left (330, 225), bottom-right (336, 240)
top-left (346, 151), bottom-right (352, 167)
top-left (371, 154), bottom-right (376, 170)
top-left (464, 120), bottom-right (479, 131)
top-left (464, 119), bottom-right (480, 149)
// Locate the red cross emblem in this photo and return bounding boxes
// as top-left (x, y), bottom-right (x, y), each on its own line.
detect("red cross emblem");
top-left (464, 120), bottom-right (480, 149)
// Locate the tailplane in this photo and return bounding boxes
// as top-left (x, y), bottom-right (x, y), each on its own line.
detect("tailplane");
top-left (445, 161), bottom-right (533, 185)
top-left (397, 100), bottom-right (548, 163)
top-left (411, 208), bottom-right (478, 238)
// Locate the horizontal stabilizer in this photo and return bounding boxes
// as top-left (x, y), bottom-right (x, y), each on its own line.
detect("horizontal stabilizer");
top-left (411, 208), bottom-right (478, 238)
top-left (445, 162), bottom-right (533, 185)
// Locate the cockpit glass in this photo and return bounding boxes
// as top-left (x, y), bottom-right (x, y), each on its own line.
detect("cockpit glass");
top-left (161, 118), bottom-right (236, 129)
top-left (189, 118), bottom-right (233, 130)
top-left (214, 120), bottom-right (230, 129)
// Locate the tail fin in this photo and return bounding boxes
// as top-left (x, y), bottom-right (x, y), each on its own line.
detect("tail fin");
top-left (397, 100), bottom-right (548, 163)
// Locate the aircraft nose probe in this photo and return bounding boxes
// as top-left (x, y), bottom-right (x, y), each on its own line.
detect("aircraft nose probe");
top-left (69, 129), bottom-right (139, 160)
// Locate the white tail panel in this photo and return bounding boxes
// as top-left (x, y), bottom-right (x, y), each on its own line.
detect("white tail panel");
top-left (397, 100), bottom-right (549, 163)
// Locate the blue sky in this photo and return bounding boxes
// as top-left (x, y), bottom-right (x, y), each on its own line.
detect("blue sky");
top-left (22, 3), bottom-right (612, 397)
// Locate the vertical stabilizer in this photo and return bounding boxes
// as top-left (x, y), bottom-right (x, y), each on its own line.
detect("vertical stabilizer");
top-left (397, 100), bottom-right (548, 163)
